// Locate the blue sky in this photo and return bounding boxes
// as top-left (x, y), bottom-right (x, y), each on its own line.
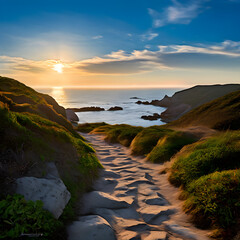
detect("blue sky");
top-left (0, 0), bottom-right (240, 87)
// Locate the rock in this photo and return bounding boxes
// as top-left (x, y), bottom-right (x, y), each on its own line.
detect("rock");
top-left (80, 191), bottom-right (133, 214)
top-left (69, 106), bottom-right (105, 112)
top-left (67, 215), bottom-right (116, 240)
top-left (136, 100), bottom-right (151, 105)
top-left (130, 97), bottom-right (143, 100)
top-left (108, 106), bottom-right (123, 111)
top-left (45, 162), bottom-right (60, 179)
top-left (15, 177), bottom-right (71, 219)
top-left (66, 109), bottom-right (79, 122)
top-left (141, 113), bottom-right (161, 121)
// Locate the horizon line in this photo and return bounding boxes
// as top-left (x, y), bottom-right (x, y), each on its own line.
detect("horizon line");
top-left (34, 84), bottom-right (191, 89)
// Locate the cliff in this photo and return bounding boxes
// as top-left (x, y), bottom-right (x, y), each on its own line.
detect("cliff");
top-left (168, 89), bottom-right (240, 130)
top-left (158, 84), bottom-right (240, 122)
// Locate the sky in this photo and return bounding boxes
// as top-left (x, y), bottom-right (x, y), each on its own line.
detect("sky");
top-left (0, 0), bottom-right (240, 88)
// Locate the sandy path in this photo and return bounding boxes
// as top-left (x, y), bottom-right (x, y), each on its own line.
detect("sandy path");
top-left (68, 133), bottom-right (211, 240)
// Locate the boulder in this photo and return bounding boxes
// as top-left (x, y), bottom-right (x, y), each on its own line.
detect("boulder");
top-left (66, 109), bottom-right (79, 122)
top-left (15, 177), bottom-right (71, 219)
top-left (68, 215), bottom-right (116, 240)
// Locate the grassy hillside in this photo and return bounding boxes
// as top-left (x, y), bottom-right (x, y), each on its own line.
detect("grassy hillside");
top-left (168, 90), bottom-right (240, 130)
top-left (0, 77), bottom-right (102, 239)
top-left (170, 84), bottom-right (240, 109)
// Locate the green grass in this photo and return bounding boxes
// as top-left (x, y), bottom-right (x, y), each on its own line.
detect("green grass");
top-left (77, 122), bottom-right (108, 133)
top-left (147, 131), bottom-right (195, 163)
top-left (130, 126), bottom-right (175, 155)
top-left (183, 170), bottom-right (240, 230)
top-left (0, 194), bottom-right (62, 239)
top-left (168, 131), bottom-right (240, 236)
top-left (93, 124), bottom-right (143, 147)
top-left (169, 131), bottom-right (240, 187)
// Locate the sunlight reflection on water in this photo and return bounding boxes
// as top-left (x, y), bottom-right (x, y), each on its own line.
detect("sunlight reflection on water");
top-left (51, 87), bottom-right (66, 106)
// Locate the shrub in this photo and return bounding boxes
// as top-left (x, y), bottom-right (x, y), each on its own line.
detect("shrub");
top-left (147, 131), bottom-right (195, 163)
top-left (183, 170), bottom-right (240, 229)
top-left (130, 126), bottom-right (174, 155)
top-left (169, 131), bottom-right (240, 187)
top-left (0, 194), bottom-right (62, 239)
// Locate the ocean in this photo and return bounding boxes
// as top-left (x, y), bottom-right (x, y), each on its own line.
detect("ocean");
top-left (37, 88), bottom-right (181, 127)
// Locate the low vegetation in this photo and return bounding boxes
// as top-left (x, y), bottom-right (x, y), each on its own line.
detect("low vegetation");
top-left (79, 123), bottom-right (196, 163)
top-left (169, 131), bottom-right (240, 236)
top-left (0, 77), bottom-right (102, 238)
top-left (92, 124), bottom-right (143, 147)
top-left (147, 131), bottom-right (195, 163)
top-left (0, 194), bottom-right (62, 239)
top-left (77, 122), bottom-right (108, 133)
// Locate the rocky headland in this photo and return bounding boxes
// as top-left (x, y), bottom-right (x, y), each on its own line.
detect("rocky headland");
top-left (137, 84), bottom-right (240, 122)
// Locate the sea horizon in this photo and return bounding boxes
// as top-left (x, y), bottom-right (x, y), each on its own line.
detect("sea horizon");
top-left (37, 87), bottom-right (182, 127)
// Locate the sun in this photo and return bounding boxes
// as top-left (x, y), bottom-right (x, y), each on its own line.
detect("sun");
top-left (53, 63), bottom-right (64, 73)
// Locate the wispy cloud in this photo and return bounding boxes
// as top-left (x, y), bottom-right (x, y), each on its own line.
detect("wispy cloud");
top-left (148, 0), bottom-right (209, 27)
top-left (92, 35), bottom-right (103, 40)
top-left (1, 41), bottom-right (240, 76)
top-left (141, 32), bottom-right (159, 41)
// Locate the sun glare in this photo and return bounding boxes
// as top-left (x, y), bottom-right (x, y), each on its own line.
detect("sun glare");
top-left (53, 63), bottom-right (64, 73)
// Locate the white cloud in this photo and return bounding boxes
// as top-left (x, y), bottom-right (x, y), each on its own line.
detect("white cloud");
top-left (1, 41), bottom-right (240, 76)
top-left (148, 0), bottom-right (208, 27)
top-left (92, 35), bottom-right (103, 40)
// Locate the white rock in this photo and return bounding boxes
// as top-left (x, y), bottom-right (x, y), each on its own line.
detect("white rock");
top-left (67, 215), bottom-right (116, 240)
top-left (81, 191), bottom-right (133, 214)
top-left (15, 177), bottom-right (71, 219)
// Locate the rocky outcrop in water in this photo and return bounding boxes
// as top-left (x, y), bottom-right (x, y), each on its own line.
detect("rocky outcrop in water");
top-left (141, 113), bottom-right (161, 121)
top-left (69, 106), bottom-right (105, 112)
top-left (108, 106), bottom-right (123, 111)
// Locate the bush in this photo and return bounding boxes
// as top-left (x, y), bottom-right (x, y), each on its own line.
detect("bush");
top-left (130, 126), bottom-right (174, 155)
top-left (169, 131), bottom-right (240, 187)
top-left (0, 194), bottom-right (62, 239)
top-left (183, 170), bottom-right (240, 229)
top-left (147, 131), bottom-right (195, 163)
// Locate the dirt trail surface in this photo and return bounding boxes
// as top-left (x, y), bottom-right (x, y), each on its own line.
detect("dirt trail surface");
top-left (68, 133), bottom-right (211, 240)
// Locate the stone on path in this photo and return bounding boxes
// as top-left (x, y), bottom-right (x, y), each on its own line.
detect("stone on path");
top-left (67, 215), bottom-right (116, 240)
